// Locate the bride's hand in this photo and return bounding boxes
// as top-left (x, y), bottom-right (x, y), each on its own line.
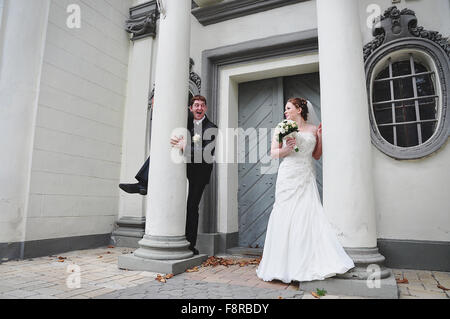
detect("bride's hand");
top-left (317, 123), bottom-right (322, 140)
top-left (285, 138), bottom-right (297, 151)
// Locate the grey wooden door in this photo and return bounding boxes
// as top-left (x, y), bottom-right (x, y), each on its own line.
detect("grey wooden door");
top-left (284, 73), bottom-right (323, 201)
top-left (237, 73), bottom-right (322, 249)
top-left (238, 78), bottom-right (284, 248)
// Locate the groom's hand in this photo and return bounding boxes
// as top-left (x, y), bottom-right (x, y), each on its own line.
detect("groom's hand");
top-left (170, 136), bottom-right (186, 152)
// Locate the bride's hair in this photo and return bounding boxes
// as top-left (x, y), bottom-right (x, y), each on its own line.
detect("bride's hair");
top-left (288, 98), bottom-right (308, 121)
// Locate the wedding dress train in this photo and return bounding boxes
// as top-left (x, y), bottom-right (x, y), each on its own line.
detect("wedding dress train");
top-left (256, 131), bottom-right (355, 283)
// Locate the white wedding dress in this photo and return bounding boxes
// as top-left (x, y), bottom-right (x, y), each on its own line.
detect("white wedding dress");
top-left (256, 131), bottom-right (355, 283)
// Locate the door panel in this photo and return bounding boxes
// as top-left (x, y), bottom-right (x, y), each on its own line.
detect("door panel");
top-left (238, 78), bottom-right (284, 248)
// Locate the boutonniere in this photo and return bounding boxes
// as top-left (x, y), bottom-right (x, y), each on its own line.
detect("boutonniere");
top-left (192, 134), bottom-right (202, 144)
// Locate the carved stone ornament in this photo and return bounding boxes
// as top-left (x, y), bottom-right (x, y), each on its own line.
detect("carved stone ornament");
top-left (125, 12), bottom-right (157, 40)
top-left (363, 6), bottom-right (450, 61)
top-left (189, 58), bottom-right (202, 96)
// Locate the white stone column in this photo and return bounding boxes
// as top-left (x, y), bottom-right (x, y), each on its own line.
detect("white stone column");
top-left (119, 0), bottom-right (207, 273)
top-left (0, 0), bottom-right (50, 249)
top-left (115, 33), bottom-right (154, 247)
top-left (316, 0), bottom-right (389, 278)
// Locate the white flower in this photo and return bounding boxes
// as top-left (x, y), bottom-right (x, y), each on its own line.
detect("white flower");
top-left (192, 134), bottom-right (201, 144)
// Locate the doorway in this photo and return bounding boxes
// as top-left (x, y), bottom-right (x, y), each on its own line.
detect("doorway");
top-left (237, 72), bottom-right (322, 249)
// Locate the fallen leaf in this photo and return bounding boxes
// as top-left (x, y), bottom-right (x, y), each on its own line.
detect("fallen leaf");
top-left (311, 291), bottom-right (320, 299)
top-left (437, 284), bottom-right (449, 291)
top-left (98, 256), bottom-right (103, 259)
top-left (186, 267), bottom-right (199, 273)
top-left (106, 251), bottom-right (111, 254)
top-left (249, 258), bottom-right (261, 265)
top-left (396, 276), bottom-right (409, 284)
top-left (278, 296), bottom-right (284, 299)
top-left (155, 273), bottom-right (174, 283)
top-left (107, 245), bottom-right (115, 249)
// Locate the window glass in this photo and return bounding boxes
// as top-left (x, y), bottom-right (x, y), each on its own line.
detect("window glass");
top-left (372, 55), bottom-right (439, 148)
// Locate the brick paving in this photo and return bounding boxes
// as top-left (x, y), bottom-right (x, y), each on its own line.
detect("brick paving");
top-left (0, 246), bottom-right (449, 299)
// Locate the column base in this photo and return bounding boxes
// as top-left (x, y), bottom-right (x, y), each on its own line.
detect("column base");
top-left (118, 234), bottom-right (208, 275)
top-left (337, 247), bottom-right (392, 280)
top-left (133, 235), bottom-right (194, 260)
top-left (111, 217), bottom-right (145, 248)
top-left (118, 253), bottom-right (208, 275)
top-left (299, 275), bottom-right (399, 299)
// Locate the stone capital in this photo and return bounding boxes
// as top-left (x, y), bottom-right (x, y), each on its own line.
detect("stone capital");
top-left (125, 1), bottom-right (159, 41)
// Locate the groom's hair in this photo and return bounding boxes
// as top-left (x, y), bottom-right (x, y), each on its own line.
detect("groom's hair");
top-left (190, 95), bottom-right (207, 106)
top-left (288, 97), bottom-right (308, 121)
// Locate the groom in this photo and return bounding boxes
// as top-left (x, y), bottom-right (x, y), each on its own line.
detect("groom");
top-left (120, 95), bottom-right (217, 255)
top-left (171, 95), bottom-right (217, 255)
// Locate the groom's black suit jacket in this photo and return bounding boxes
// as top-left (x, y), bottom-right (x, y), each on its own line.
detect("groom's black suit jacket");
top-left (135, 112), bottom-right (217, 186)
top-left (185, 114), bottom-right (218, 185)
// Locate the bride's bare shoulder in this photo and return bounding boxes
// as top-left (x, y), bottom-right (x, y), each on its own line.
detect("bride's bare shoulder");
top-left (306, 124), bottom-right (318, 133)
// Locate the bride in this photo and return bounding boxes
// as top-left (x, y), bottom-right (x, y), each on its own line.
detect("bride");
top-left (256, 98), bottom-right (355, 283)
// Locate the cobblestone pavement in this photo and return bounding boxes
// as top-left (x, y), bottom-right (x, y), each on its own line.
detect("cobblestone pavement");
top-left (96, 276), bottom-right (303, 299)
top-left (0, 246), bottom-right (449, 299)
top-left (392, 268), bottom-right (450, 299)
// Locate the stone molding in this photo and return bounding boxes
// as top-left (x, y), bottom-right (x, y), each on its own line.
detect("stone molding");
top-left (192, 0), bottom-right (310, 26)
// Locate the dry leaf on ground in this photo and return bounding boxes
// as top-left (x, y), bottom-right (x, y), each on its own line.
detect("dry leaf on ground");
top-left (202, 256), bottom-right (237, 268)
top-left (437, 284), bottom-right (449, 291)
top-left (396, 276), bottom-right (409, 284)
top-left (186, 266), bottom-right (200, 273)
top-left (202, 256), bottom-right (261, 268)
top-left (249, 258), bottom-right (261, 265)
top-left (311, 291), bottom-right (320, 298)
top-left (155, 274), bottom-right (174, 283)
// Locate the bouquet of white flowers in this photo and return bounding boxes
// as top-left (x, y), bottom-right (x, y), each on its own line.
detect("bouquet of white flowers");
top-left (275, 120), bottom-right (299, 152)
